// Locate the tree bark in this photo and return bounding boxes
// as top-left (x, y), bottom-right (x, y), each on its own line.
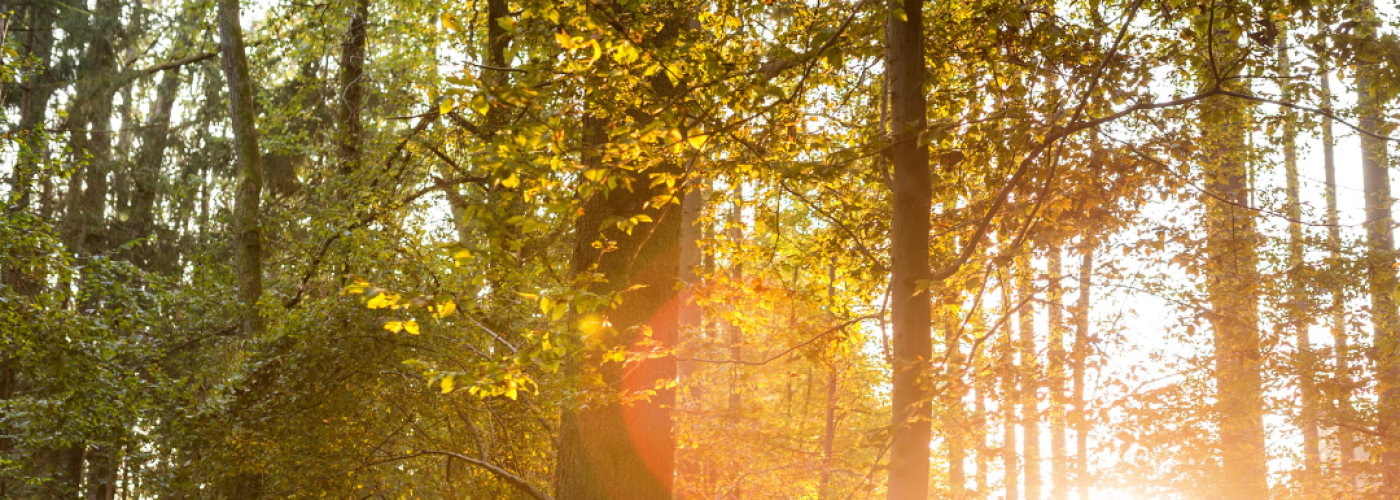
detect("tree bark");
top-left (217, 0), bottom-right (266, 338)
top-left (1001, 268), bottom-right (1020, 500)
top-left (7, 3), bottom-right (56, 215)
top-left (974, 311), bottom-right (989, 497)
top-left (557, 113), bottom-right (681, 500)
top-left (818, 363), bottom-right (838, 500)
top-left (884, 0), bottom-right (933, 497)
top-left (1201, 94), bottom-right (1268, 500)
top-left (129, 66), bottom-right (182, 270)
top-left (1355, 0), bottom-right (1399, 491)
top-left (1277, 27), bottom-right (1319, 479)
top-left (557, 11), bottom-right (687, 496)
top-left (1318, 57), bottom-right (1356, 484)
top-left (0, 8), bottom-right (56, 495)
top-left (1017, 256), bottom-right (1041, 500)
top-left (727, 195), bottom-right (743, 411)
top-left (336, 0), bottom-right (369, 174)
top-left (675, 179), bottom-right (704, 499)
top-left (1072, 241), bottom-right (1093, 500)
top-left (1047, 243), bottom-right (1067, 500)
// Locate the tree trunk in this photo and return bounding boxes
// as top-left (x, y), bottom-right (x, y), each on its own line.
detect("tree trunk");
top-left (557, 113), bottom-right (681, 500)
top-left (974, 311), bottom-right (989, 497)
top-left (85, 447), bottom-right (118, 500)
top-left (1, 8), bottom-right (55, 494)
top-left (1356, 0), bottom-right (1399, 491)
top-left (68, 0), bottom-right (121, 260)
top-left (675, 179), bottom-right (704, 499)
top-left (1001, 268), bottom-right (1020, 500)
top-left (130, 66), bottom-right (182, 270)
top-left (218, 0), bottom-right (266, 338)
top-left (336, 0), bottom-right (369, 174)
top-left (1072, 241), bottom-right (1093, 500)
top-left (884, 0), bottom-right (933, 497)
top-left (1047, 243), bottom-right (1067, 500)
top-left (1277, 27), bottom-right (1319, 479)
top-left (7, 3), bottom-right (56, 214)
top-left (1201, 94), bottom-right (1268, 500)
top-left (1318, 57), bottom-right (1355, 483)
top-left (1017, 255), bottom-right (1041, 500)
top-left (818, 364), bottom-right (838, 500)
top-left (557, 11), bottom-right (688, 492)
top-left (727, 195), bottom-right (743, 412)
top-left (945, 317), bottom-right (967, 499)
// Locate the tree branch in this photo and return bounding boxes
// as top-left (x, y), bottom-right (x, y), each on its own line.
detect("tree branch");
top-left (366, 451), bottom-right (553, 500)
top-left (683, 315), bottom-right (880, 366)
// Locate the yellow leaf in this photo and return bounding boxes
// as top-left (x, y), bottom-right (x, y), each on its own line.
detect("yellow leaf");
top-left (434, 300), bottom-right (457, 319)
top-left (441, 375), bottom-right (455, 394)
top-left (504, 386), bottom-right (518, 400)
top-left (341, 279), bottom-right (370, 295)
top-left (687, 134), bottom-right (708, 148)
top-left (367, 292), bottom-right (399, 310)
top-left (384, 321), bottom-right (404, 333)
top-left (439, 97), bottom-right (455, 115)
top-left (588, 39), bottom-right (602, 63)
top-left (404, 320), bottom-right (420, 335)
top-left (501, 173), bottom-right (520, 188)
top-left (615, 42), bottom-right (639, 64)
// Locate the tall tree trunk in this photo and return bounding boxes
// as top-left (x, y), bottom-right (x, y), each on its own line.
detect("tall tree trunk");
top-left (1072, 241), bottom-right (1093, 500)
top-left (1001, 268), bottom-right (1020, 500)
top-left (1047, 243), bottom-right (1067, 500)
top-left (7, 3), bottom-right (56, 214)
top-left (818, 363), bottom-right (838, 500)
top-left (1017, 255), bottom-right (1041, 500)
top-left (336, 0), bottom-right (369, 174)
top-left (676, 180), bottom-right (704, 499)
top-left (557, 111), bottom-right (681, 499)
top-left (130, 66), bottom-right (182, 270)
top-left (1, 10), bottom-right (55, 494)
top-left (945, 310), bottom-right (967, 499)
top-left (85, 447), bottom-right (119, 500)
top-left (727, 194), bottom-right (743, 411)
top-left (68, 0), bottom-right (121, 259)
top-left (218, 0), bottom-right (266, 338)
top-left (217, 0), bottom-right (267, 494)
top-left (1277, 27), bottom-right (1319, 479)
top-left (0, 1), bottom-right (11, 107)
top-left (1201, 94), bottom-right (1267, 500)
top-left (557, 11), bottom-right (686, 497)
top-left (1355, 0), bottom-right (1399, 491)
top-left (974, 311), bottom-right (990, 497)
top-left (1318, 57), bottom-right (1355, 483)
top-left (884, 0), bottom-right (933, 497)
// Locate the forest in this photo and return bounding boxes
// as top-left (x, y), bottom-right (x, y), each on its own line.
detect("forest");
top-left (0, 0), bottom-right (1398, 498)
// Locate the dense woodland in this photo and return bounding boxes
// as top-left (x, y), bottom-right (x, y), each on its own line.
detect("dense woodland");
top-left (0, 0), bottom-right (1398, 498)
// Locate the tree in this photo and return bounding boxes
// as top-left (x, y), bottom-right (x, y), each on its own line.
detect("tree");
top-left (884, 0), bottom-right (934, 497)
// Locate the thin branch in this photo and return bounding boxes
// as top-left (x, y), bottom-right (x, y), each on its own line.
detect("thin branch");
top-left (780, 182), bottom-right (887, 273)
top-left (683, 315), bottom-right (880, 366)
top-left (1218, 90), bottom-right (1399, 143)
top-left (140, 50), bottom-right (216, 73)
top-left (371, 451), bottom-right (554, 500)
